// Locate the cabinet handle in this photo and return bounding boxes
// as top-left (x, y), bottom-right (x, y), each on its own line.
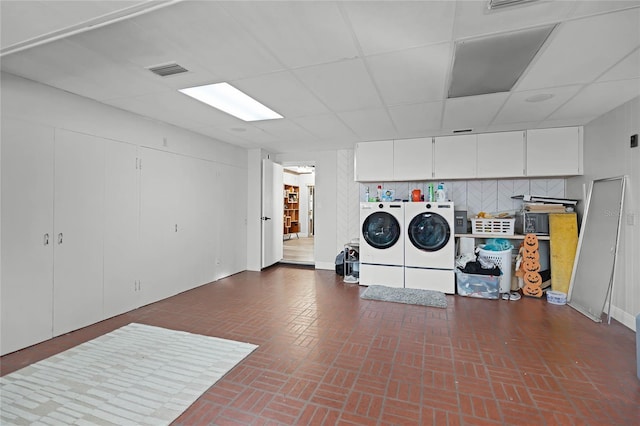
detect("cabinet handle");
top-left (58, 233), bottom-right (63, 245)
top-left (175, 224), bottom-right (178, 232)
top-left (44, 233), bottom-right (49, 246)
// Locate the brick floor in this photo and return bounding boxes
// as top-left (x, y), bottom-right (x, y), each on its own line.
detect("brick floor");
top-left (1, 265), bottom-right (638, 425)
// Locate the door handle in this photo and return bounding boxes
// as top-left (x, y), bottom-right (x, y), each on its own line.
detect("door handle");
top-left (261, 216), bottom-right (272, 221)
top-left (44, 233), bottom-right (49, 246)
top-left (58, 233), bottom-right (63, 245)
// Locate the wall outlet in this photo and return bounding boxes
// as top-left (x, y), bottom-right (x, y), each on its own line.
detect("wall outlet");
top-left (631, 134), bottom-right (638, 148)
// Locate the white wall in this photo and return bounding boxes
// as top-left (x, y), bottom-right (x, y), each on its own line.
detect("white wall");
top-left (567, 96), bottom-right (639, 331)
top-left (1, 73), bottom-right (249, 352)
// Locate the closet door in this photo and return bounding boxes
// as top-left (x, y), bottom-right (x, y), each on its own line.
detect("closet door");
top-left (216, 163), bottom-right (247, 280)
top-left (53, 129), bottom-right (105, 336)
top-left (0, 118), bottom-right (55, 355)
top-left (103, 141), bottom-right (140, 318)
top-left (139, 147), bottom-right (180, 304)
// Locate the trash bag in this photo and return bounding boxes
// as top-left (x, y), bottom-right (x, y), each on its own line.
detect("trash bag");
top-left (335, 251), bottom-right (345, 276)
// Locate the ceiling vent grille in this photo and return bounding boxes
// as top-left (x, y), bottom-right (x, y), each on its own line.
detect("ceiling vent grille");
top-left (147, 63), bottom-right (189, 77)
top-left (488, 0), bottom-right (538, 10)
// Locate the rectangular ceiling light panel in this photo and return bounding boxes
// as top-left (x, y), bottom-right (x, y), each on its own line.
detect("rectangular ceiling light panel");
top-left (179, 82), bottom-right (283, 122)
top-left (448, 24), bottom-right (556, 98)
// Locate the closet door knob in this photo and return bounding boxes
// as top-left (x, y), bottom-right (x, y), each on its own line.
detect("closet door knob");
top-left (44, 233), bottom-right (49, 246)
top-left (58, 233), bottom-right (63, 245)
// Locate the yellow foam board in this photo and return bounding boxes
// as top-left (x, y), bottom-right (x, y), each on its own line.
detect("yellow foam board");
top-left (549, 213), bottom-right (578, 294)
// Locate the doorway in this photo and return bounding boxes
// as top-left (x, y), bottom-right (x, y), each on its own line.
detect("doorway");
top-left (282, 165), bottom-right (315, 265)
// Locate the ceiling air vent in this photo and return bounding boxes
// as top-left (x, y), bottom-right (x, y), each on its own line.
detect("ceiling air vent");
top-left (147, 63), bottom-right (189, 77)
top-left (488, 0), bottom-right (538, 10)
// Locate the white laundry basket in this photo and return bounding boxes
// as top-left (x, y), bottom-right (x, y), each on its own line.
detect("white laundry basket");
top-left (478, 246), bottom-right (512, 293)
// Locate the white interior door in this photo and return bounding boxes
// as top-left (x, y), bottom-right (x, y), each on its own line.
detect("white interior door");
top-left (261, 159), bottom-right (283, 268)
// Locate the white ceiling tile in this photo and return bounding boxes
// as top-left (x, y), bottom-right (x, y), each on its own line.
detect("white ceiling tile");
top-left (251, 120), bottom-right (317, 143)
top-left (0, 0), bottom-right (145, 49)
top-left (598, 48), bottom-right (640, 82)
top-left (452, 1), bottom-right (575, 39)
top-left (549, 78), bottom-right (640, 120)
top-left (222, 1), bottom-right (358, 68)
top-left (291, 114), bottom-right (358, 140)
top-left (388, 102), bottom-right (443, 138)
top-left (366, 43), bottom-right (451, 105)
top-left (338, 108), bottom-right (397, 141)
top-left (344, 1), bottom-right (456, 55)
top-left (568, 1), bottom-right (640, 19)
top-left (231, 72), bottom-right (330, 119)
top-left (294, 59), bottom-right (383, 112)
top-left (517, 7), bottom-right (640, 90)
top-left (493, 85), bottom-right (583, 124)
top-left (443, 93), bottom-right (509, 131)
top-left (133, 1), bottom-right (283, 80)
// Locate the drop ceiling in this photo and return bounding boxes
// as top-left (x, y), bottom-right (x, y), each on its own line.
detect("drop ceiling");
top-left (1, 0), bottom-right (639, 154)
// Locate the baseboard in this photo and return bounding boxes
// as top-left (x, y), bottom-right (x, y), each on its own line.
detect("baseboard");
top-left (315, 261), bottom-right (334, 271)
top-left (610, 304), bottom-right (636, 331)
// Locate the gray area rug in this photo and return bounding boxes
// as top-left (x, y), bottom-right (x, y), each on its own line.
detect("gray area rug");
top-left (0, 323), bottom-right (257, 426)
top-left (361, 285), bottom-right (447, 308)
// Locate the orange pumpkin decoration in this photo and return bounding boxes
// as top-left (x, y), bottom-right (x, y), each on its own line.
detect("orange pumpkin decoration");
top-left (524, 271), bottom-right (541, 285)
top-left (523, 282), bottom-right (543, 297)
top-left (522, 260), bottom-right (540, 272)
top-left (523, 270), bottom-right (543, 297)
top-left (523, 234), bottom-right (539, 251)
top-left (523, 249), bottom-right (540, 263)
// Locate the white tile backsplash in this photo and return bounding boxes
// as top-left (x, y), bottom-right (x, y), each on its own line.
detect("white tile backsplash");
top-left (356, 177), bottom-right (566, 216)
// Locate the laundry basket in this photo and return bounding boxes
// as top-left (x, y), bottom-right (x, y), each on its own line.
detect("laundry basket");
top-left (477, 246), bottom-right (512, 293)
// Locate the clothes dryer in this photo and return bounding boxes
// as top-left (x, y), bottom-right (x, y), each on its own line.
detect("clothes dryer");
top-left (359, 202), bottom-right (404, 288)
top-left (404, 202), bottom-right (455, 293)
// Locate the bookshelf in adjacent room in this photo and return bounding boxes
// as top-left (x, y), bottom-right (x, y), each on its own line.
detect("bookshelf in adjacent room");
top-left (283, 184), bottom-right (300, 236)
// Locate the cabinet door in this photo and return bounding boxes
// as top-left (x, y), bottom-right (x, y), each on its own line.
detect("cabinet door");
top-left (53, 129), bottom-right (105, 336)
top-left (1, 118), bottom-right (55, 355)
top-left (103, 141), bottom-right (140, 318)
top-left (434, 135), bottom-right (477, 179)
top-left (355, 140), bottom-right (394, 181)
top-left (477, 131), bottom-right (525, 178)
top-left (526, 127), bottom-right (582, 176)
top-left (393, 137), bottom-right (433, 180)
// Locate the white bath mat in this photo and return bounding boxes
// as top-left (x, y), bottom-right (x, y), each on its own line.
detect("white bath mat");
top-left (0, 323), bottom-right (257, 425)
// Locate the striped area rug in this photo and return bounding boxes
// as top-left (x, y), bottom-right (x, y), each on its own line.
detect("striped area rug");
top-left (0, 323), bottom-right (257, 425)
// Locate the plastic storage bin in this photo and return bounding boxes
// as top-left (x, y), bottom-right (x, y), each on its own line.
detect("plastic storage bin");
top-left (477, 247), bottom-right (512, 293)
top-left (455, 270), bottom-right (501, 299)
top-left (471, 218), bottom-right (515, 235)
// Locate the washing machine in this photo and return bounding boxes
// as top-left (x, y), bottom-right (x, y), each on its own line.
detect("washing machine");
top-left (359, 202), bottom-right (404, 288)
top-left (404, 202), bottom-right (455, 293)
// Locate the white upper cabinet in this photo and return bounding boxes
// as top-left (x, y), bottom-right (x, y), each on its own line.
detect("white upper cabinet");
top-left (526, 127), bottom-right (582, 176)
top-left (477, 131), bottom-right (525, 178)
top-left (355, 140), bottom-right (394, 181)
top-left (434, 134), bottom-right (477, 179)
top-left (393, 137), bottom-right (433, 181)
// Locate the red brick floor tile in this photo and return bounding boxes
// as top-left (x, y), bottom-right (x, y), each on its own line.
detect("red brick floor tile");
top-left (1, 265), bottom-right (637, 425)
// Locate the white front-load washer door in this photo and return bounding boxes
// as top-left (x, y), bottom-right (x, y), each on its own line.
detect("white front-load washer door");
top-left (404, 203), bottom-right (455, 269)
top-left (359, 202), bottom-right (404, 266)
